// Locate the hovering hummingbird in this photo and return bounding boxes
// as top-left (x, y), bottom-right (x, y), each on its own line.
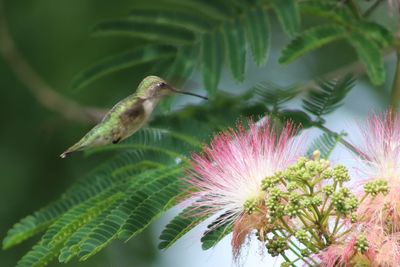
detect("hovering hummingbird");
top-left (60, 76), bottom-right (208, 158)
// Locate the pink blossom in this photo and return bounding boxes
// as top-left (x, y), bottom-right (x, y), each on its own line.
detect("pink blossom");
top-left (355, 112), bottom-right (400, 181)
top-left (317, 224), bottom-right (400, 266)
top-left (188, 119), bottom-right (304, 253)
top-left (318, 235), bottom-right (357, 267)
top-left (362, 225), bottom-right (400, 266)
top-left (355, 112), bottom-right (400, 230)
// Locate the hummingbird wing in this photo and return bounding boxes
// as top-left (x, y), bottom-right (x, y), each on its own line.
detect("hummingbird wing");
top-left (115, 98), bottom-right (147, 142)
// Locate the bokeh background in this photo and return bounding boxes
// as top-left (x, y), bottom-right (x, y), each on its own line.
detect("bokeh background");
top-left (0, 1), bottom-right (396, 266)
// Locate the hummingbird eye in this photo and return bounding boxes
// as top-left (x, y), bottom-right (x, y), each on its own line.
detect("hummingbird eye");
top-left (157, 82), bottom-right (167, 88)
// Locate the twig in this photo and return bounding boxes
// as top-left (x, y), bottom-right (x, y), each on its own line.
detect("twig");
top-left (0, 1), bottom-right (105, 124)
top-left (390, 51), bottom-right (400, 107)
top-left (317, 124), bottom-right (360, 157)
top-left (363, 0), bottom-right (385, 17)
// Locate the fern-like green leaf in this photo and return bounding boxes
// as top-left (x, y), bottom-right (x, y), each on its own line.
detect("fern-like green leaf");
top-left (16, 241), bottom-right (61, 267)
top-left (58, 199), bottom-right (123, 263)
top-left (222, 18), bottom-right (246, 82)
top-left (71, 45), bottom-right (175, 90)
top-left (15, 192), bottom-right (123, 267)
top-left (271, 0), bottom-right (300, 36)
top-left (76, 166), bottom-right (182, 260)
top-left (354, 21), bottom-right (394, 49)
top-left (300, 0), bottom-right (354, 24)
top-left (253, 81), bottom-right (299, 108)
top-left (129, 8), bottom-right (211, 32)
top-left (347, 32), bottom-right (385, 85)
top-left (306, 132), bottom-right (346, 159)
top-left (302, 74), bottom-right (355, 118)
top-left (166, 0), bottom-right (233, 20)
top-left (41, 190), bottom-right (124, 247)
top-left (159, 206), bottom-right (209, 249)
top-left (3, 162), bottom-right (126, 249)
top-left (201, 218), bottom-right (233, 250)
top-left (59, 165), bottom-right (179, 262)
top-left (279, 24), bottom-right (346, 64)
top-left (242, 8), bottom-right (270, 66)
top-left (278, 109), bottom-right (314, 129)
top-left (201, 30), bottom-right (223, 95)
top-left (3, 206), bottom-right (65, 250)
top-left (73, 1), bottom-right (287, 93)
top-left (119, 179), bottom-right (183, 240)
top-left (163, 46), bottom-right (198, 85)
top-left (92, 19), bottom-right (195, 45)
top-left (3, 143), bottom-right (176, 251)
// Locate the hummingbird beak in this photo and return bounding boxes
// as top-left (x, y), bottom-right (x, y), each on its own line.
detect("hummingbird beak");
top-left (170, 87), bottom-right (208, 100)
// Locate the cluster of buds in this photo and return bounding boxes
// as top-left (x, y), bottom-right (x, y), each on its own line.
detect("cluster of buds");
top-left (255, 151), bottom-right (366, 265)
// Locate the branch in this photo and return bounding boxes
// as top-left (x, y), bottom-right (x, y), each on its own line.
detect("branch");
top-left (317, 124), bottom-right (360, 157)
top-left (363, 0), bottom-right (385, 17)
top-left (390, 51), bottom-right (400, 107)
top-left (0, 1), bottom-right (105, 124)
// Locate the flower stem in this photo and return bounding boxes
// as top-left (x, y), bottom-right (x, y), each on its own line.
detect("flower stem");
top-left (363, 0), bottom-right (384, 17)
top-left (275, 230), bottom-right (318, 266)
top-left (390, 51), bottom-right (400, 108)
top-left (317, 125), bottom-right (361, 157)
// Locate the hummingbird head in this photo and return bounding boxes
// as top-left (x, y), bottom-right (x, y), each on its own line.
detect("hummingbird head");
top-left (136, 76), bottom-right (208, 100)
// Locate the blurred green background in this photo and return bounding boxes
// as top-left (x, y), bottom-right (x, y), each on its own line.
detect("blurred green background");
top-left (0, 1), bottom-right (397, 267)
top-left (0, 1), bottom-right (161, 266)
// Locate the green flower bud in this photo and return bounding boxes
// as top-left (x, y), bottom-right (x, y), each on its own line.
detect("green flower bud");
top-left (310, 196), bottom-right (323, 206)
top-left (295, 229), bottom-right (308, 242)
top-left (350, 213), bottom-right (358, 223)
top-left (322, 185), bottom-right (334, 195)
top-left (296, 157), bottom-right (308, 168)
top-left (287, 182), bottom-right (299, 191)
top-left (243, 198), bottom-right (257, 214)
top-left (312, 150), bottom-right (321, 160)
top-left (301, 248), bottom-right (310, 257)
top-left (356, 235), bottom-right (369, 254)
top-left (285, 192), bottom-right (302, 217)
top-left (266, 236), bottom-right (288, 257)
top-left (321, 168), bottom-right (333, 180)
top-left (261, 173), bottom-right (281, 190)
top-left (364, 179), bottom-right (389, 196)
top-left (305, 161), bottom-right (317, 171)
top-left (332, 188), bottom-right (358, 214)
top-left (333, 165), bottom-right (350, 182)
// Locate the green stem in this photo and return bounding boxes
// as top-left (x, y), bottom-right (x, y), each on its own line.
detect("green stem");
top-left (297, 215), bottom-right (324, 249)
top-left (307, 185), bottom-right (322, 221)
top-left (330, 216), bottom-right (341, 237)
top-left (358, 193), bottom-right (369, 206)
top-left (390, 51), bottom-right (400, 108)
top-left (276, 230), bottom-right (318, 266)
top-left (344, 0), bottom-right (361, 18)
top-left (363, 0), bottom-right (385, 17)
top-left (335, 227), bottom-right (354, 240)
top-left (317, 125), bottom-right (360, 157)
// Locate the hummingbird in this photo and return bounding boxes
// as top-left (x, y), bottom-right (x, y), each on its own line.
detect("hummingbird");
top-left (60, 76), bottom-right (208, 158)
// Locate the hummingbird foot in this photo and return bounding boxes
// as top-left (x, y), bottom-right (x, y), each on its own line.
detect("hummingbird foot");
top-left (112, 138), bottom-right (121, 144)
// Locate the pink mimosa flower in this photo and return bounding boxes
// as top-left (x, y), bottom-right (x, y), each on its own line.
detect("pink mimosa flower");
top-left (362, 225), bottom-right (400, 266)
top-left (188, 119), bottom-right (305, 255)
top-left (317, 224), bottom-right (400, 267)
top-left (355, 112), bottom-right (400, 230)
top-left (318, 235), bottom-right (357, 267)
